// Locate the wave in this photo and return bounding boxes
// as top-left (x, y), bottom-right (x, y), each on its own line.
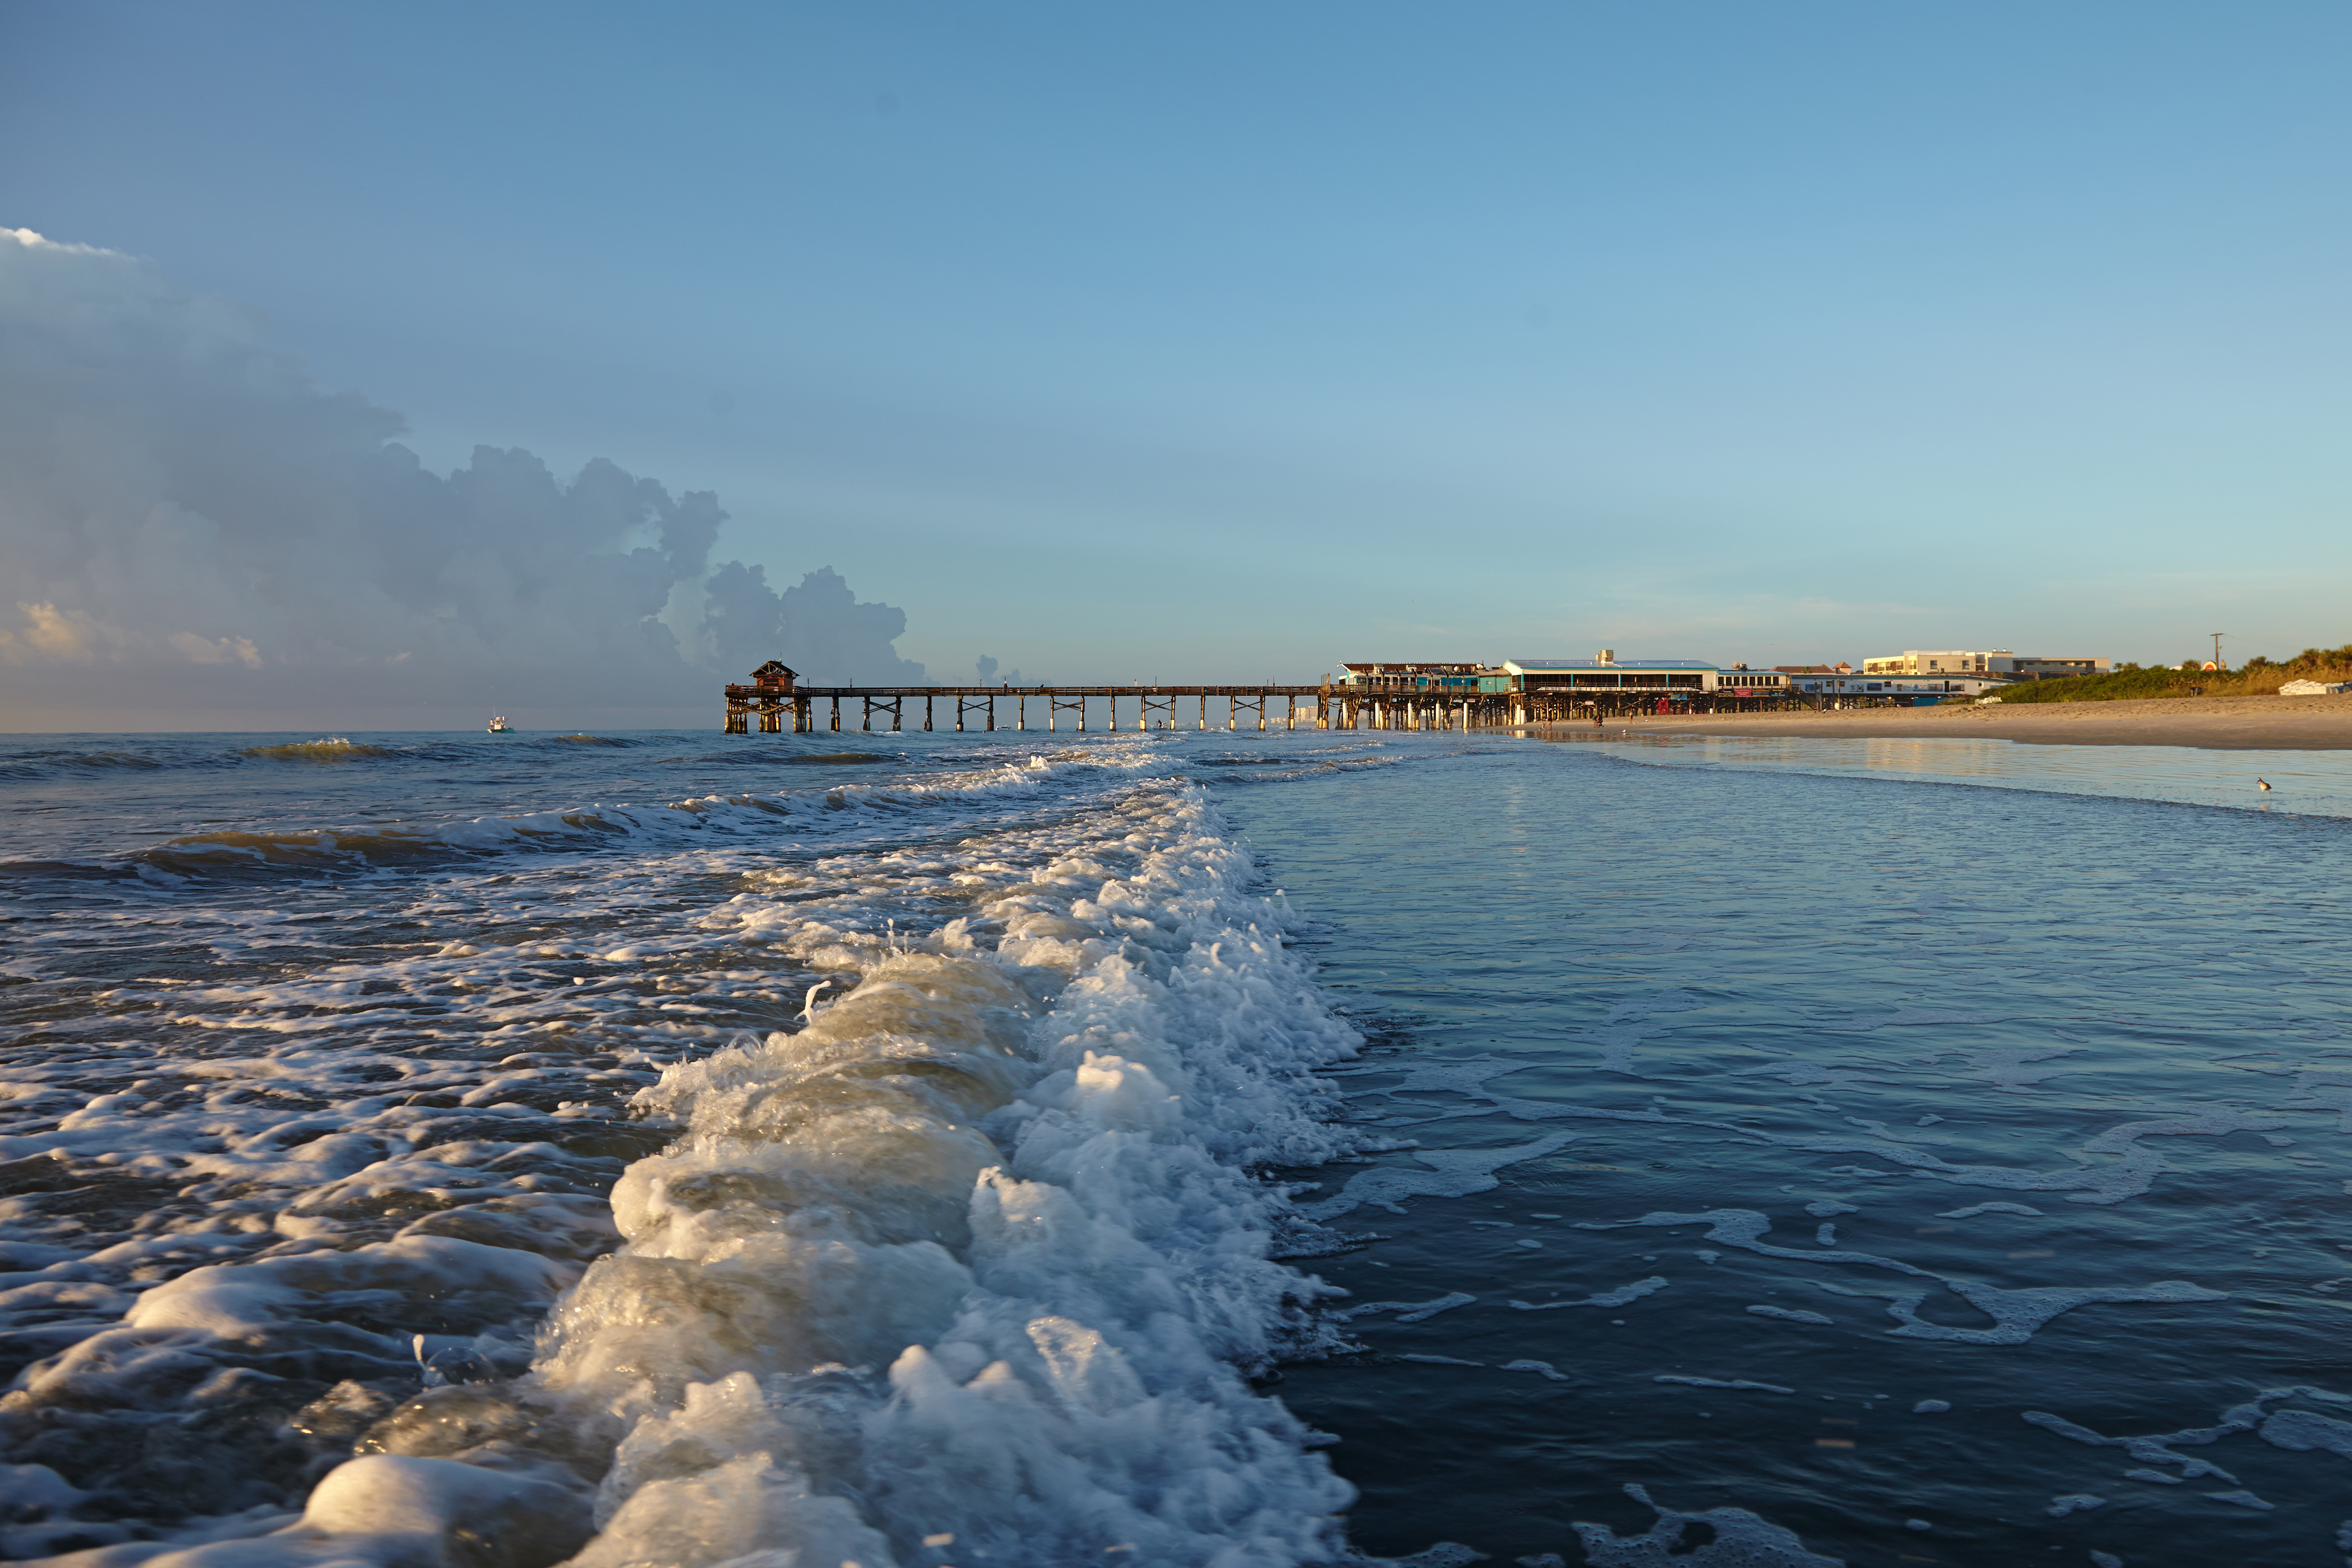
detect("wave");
top-left (0, 762), bottom-right (1369, 1565)
top-left (3, 736), bottom-right (1425, 890)
top-left (524, 787), bottom-right (1362, 1565)
top-left (1187, 753), bottom-right (1416, 786)
top-left (85, 748), bottom-right (1158, 882)
top-left (0, 748), bottom-right (175, 779)
top-left (240, 738), bottom-right (405, 761)
top-left (0, 740), bottom-right (490, 779)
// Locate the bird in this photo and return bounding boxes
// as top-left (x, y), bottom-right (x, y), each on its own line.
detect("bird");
top-left (2257, 778), bottom-right (2272, 791)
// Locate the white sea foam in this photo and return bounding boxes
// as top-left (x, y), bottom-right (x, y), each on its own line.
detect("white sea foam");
top-left (1298, 1132), bottom-right (1576, 1218)
top-left (1570, 1483), bottom-right (1843, 1566)
top-left (1503, 1359), bottom-right (1570, 1382)
top-left (1507, 1278), bottom-right (1670, 1313)
top-left (1, 746), bottom-right (1371, 1565)
top-left (1580, 1210), bottom-right (2227, 1344)
top-left (1338, 1292), bottom-right (1478, 1323)
top-left (1654, 1376), bottom-right (1794, 1395)
top-left (1746, 1306), bottom-right (1834, 1326)
top-left (501, 771), bottom-right (1357, 1565)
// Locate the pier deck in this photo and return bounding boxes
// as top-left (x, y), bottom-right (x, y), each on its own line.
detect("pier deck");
top-left (725, 683), bottom-right (1332, 734)
top-left (723, 680), bottom-right (1801, 733)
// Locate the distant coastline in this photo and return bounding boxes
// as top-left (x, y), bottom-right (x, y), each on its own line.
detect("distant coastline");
top-left (1531, 693), bottom-right (2352, 750)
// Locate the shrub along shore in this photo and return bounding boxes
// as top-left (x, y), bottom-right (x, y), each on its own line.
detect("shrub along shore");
top-left (1996, 643), bottom-right (2352, 703)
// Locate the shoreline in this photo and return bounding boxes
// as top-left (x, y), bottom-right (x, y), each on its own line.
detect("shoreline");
top-left (1511, 694), bottom-right (2352, 750)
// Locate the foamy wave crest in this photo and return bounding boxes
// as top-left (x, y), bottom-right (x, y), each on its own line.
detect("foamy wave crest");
top-left (240, 738), bottom-right (402, 762)
top-left (72, 771), bottom-right (1365, 1565)
top-left (541, 782), bottom-right (1361, 1564)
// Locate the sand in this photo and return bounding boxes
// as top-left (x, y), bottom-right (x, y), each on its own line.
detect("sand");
top-left (1524, 694), bottom-right (2352, 750)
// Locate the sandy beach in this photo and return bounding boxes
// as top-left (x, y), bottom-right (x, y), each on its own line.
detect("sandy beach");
top-left (1534, 694), bottom-right (2352, 750)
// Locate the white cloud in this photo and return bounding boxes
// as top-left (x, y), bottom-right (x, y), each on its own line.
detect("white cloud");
top-left (167, 631), bottom-right (264, 668)
top-left (0, 601), bottom-right (109, 663)
top-left (0, 230), bottom-right (924, 722)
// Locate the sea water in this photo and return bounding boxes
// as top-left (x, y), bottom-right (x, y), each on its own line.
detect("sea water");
top-left (0, 727), bottom-right (2345, 1567)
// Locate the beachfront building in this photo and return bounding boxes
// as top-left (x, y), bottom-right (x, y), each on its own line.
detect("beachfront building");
top-left (1483, 655), bottom-right (1711, 697)
top-left (1336, 662), bottom-right (1487, 693)
top-left (1999, 655), bottom-right (2112, 679)
top-left (1785, 671), bottom-right (2007, 702)
top-left (1482, 656), bottom-right (1792, 696)
top-left (1861, 649), bottom-right (2013, 676)
top-left (1472, 655), bottom-right (1792, 719)
top-left (1859, 650), bottom-right (2114, 681)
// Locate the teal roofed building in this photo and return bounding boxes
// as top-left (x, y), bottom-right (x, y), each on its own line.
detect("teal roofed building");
top-left (1337, 661), bottom-right (1488, 693)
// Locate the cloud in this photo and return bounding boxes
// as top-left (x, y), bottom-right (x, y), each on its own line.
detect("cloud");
top-left (167, 631), bottom-right (264, 668)
top-left (704, 561), bottom-right (927, 688)
top-left (0, 228), bottom-right (923, 722)
top-left (0, 601), bottom-right (107, 663)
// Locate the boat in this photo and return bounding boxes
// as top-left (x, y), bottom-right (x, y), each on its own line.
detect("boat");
top-left (487, 716), bottom-right (513, 733)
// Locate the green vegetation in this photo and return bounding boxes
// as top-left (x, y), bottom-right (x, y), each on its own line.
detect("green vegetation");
top-left (1993, 644), bottom-right (2352, 703)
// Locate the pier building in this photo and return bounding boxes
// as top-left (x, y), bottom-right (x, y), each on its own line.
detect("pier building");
top-left (1475, 656), bottom-right (1791, 720)
top-left (1336, 662), bottom-right (1487, 693)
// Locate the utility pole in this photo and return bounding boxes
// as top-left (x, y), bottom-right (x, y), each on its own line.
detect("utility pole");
top-left (2210, 631), bottom-right (2225, 670)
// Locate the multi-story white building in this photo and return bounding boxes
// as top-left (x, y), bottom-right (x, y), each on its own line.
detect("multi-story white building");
top-left (1860, 650), bottom-right (2112, 679)
top-left (1860, 650), bottom-right (2012, 676)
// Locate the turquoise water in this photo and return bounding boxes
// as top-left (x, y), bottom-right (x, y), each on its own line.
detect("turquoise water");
top-left (0, 726), bottom-right (2346, 1565)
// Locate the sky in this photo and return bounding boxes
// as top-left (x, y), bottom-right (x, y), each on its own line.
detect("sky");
top-left (2, 1), bottom-right (2347, 728)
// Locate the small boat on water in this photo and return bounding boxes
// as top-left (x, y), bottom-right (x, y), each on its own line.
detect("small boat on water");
top-left (487, 716), bottom-right (513, 733)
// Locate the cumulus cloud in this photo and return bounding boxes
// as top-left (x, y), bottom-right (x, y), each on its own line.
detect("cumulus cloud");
top-left (0, 228), bottom-right (924, 723)
top-left (973, 654), bottom-right (1036, 686)
top-left (704, 561), bottom-right (927, 688)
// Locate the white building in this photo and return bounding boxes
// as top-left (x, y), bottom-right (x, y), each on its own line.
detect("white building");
top-left (1787, 672), bottom-right (2006, 701)
top-left (1860, 649), bottom-right (2012, 676)
top-left (1861, 650), bottom-right (2112, 679)
top-left (1494, 657), bottom-right (1790, 696)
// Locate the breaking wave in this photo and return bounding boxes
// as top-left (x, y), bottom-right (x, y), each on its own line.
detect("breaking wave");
top-left (241, 738), bottom-right (406, 762)
top-left (0, 743), bottom-right (1369, 1565)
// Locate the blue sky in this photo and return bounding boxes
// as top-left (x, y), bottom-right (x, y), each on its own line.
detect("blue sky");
top-left (3, 0), bottom-right (2347, 697)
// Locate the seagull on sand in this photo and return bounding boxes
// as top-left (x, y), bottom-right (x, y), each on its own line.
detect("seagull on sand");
top-left (2257, 778), bottom-right (2272, 791)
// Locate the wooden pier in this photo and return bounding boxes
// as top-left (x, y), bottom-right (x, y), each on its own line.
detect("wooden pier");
top-left (726, 679), bottom-right (1338, 734)
top-left (722, 662), bottom-right (1799, 734)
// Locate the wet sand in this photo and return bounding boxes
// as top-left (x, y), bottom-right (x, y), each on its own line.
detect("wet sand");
top-left (1529, 694), bottom-right (2352, 750)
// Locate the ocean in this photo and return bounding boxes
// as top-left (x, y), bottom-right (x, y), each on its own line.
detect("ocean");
top-left (0, 724), bottom-right (2346, 1568)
